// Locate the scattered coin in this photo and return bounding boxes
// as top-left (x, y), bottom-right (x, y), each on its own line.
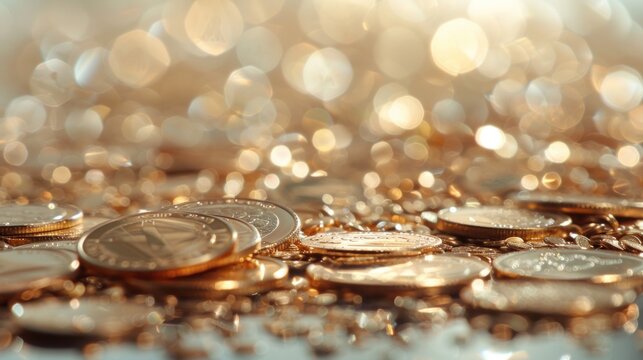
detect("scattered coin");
top-left (126, 257), bottom-right (288, 297)
top-left (307, 255), bottom-right (491, 295)
top-left (512, 192), bottom-right (643, 218)
top-left (298, 231), bottom-right (441, 257)
top-left (11, 298), bottom-right (164, 339)
top-left (493, 248), bottom-right (643, 285)
top-left (0, 249), bottom-right (79, 299)
top-left (461, 280), bottom-right (637, 316)
top-left (166, 198), bottom-right (300, 252)
top-left (77, 212), bottom-right (237, 278)
top-left (436, 206), bottom-right (572, 240)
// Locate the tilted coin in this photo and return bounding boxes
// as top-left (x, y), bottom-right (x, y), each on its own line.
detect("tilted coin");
top-left (77, 212), bottom-right (237, 278)
top-left (461, 280), bottom-right (637, 316)
top-left (298, 231), bottom-right (442, 256)
top-left (205, 215), bottom-right (261, 267)
top-left (0, 249), bottom-right (79, 299)
top-left (126, 257), bottom-right (288, 297)
top-left (166, 198), bottom-right (300, 251)
top-left (0, 203), bottom-right (83, 235)
top-left (436, 206), bottom-right (572, 241)
top-left (511, 192), bottom-right (643, 218)
top-left (11, 298), bottom-right (164, 339)
top-left (493, 248), bottom-right (643, 285)
top-left (306, 255), bottom-right (491, 295)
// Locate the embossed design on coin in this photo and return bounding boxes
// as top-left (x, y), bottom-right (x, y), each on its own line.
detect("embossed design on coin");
top-left (0, 249), bottom-right (79, 297)
top-left (78, 212), bottom-right (236, 278)
top-left (0, 204), bottom-right (83, 235)
top-left (307, 255), bottom-right (491, 295)
top-left (493, 248), bottom-right (643, 283)
top-left (461, 280), bottom-right (637, 316)
top-left (167, 199), bottom-right (300, 251)
top-left (12, 298), bottom-right (164, 338)
top-left (436, 206), bottom-right (571, 240)
top-left (300, 231), bottom-right (441, 255)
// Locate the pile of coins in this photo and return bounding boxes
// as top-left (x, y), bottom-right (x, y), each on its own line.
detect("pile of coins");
top-left (0, 192), bottom-right (641, 356)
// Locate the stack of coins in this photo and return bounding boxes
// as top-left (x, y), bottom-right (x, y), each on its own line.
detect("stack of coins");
top-left (0, 204), bottom-right (84, 246)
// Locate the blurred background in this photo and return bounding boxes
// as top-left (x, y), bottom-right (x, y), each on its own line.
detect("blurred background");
top-left (0, 0), bottom-right (641, 213)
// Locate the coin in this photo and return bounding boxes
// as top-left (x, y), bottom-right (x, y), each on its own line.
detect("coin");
top-left (205, 215), bottom-right (261, 267)
top-left (77, 212), bottom-right (237, 278)
top-left (17, 240), bottom-right (79, 252)
top-left (511, 192), bottom-right (643, 218)
top-left (298, 231), bottom-right (442, 256)
top-left (0, 225), bottom-right (84, 246)
top-left (166, 198), bottom-right (300, 251)
top-left (0, 249), bottom-right (79, 299)
top-left (126, 257), bottom-right (288, 297)
top-left (436, 206), bottom-right (572, 240)
top-left (493, 248), bottom-right (643, 285)
top-left (461, 280), bottom-right (637, 316)
top-left (0, 203), bottom-right (83, 235)
top-left (11, 298), bottom-right (164, 339)
top-left (306, 255), bottom-right (491, 295)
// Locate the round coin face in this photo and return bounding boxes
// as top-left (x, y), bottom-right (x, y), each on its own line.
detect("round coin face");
top-left (127, 256), bottom-right (288, 297)
top-left (512, 192), bottom-right (643, 218)
top-left (0, 204), bottom-right (83, 235)
top-left (493, 248), bottom-right (643, 284)
top-left (11, 298), bottom-right (164, 338)
top-left (166, 199), bottom-right (300, 251)
top-left (307, 255), bottom-right (491, 294)
top-left (0, 249), bottom-right (79, 297)
top-left (299, 231), bottom-right (441, 255)
top-left (78, 212), bottom-right (236, 278)
top-left (436, 206), bottom-right (571, 240)
top-left (461, 280), bottom-right (637, 316)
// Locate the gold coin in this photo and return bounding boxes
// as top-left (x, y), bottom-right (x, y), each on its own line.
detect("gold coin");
top-left (461, 280), bottom-right (637, 316)
top-left (0, 249), bottom-right (79, 299)
top-left (306, 255), bottom-right (491, 295)
top-left (0, 203), bottom-right (82, 235)
top-left (436, 206), bottom-right (571, 240)
top-left (512, 192), bottom-right (643, 218)
top-left (493, 248), bottom-right (643, 285)
top-left (77, 212), bottom-right (237, 278)
top-left (166, 198), bottom-right (300, 251)
top-left (11, 298), bottom-right (164, 339)
top-left (0, 225), bottom-right (83, 246)
top-left (206, 215), bottom-right (261, 267)
top-left (298, 231), bottom-right (442, 256)
top-left (126, 256), bottom-right (288, 297)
